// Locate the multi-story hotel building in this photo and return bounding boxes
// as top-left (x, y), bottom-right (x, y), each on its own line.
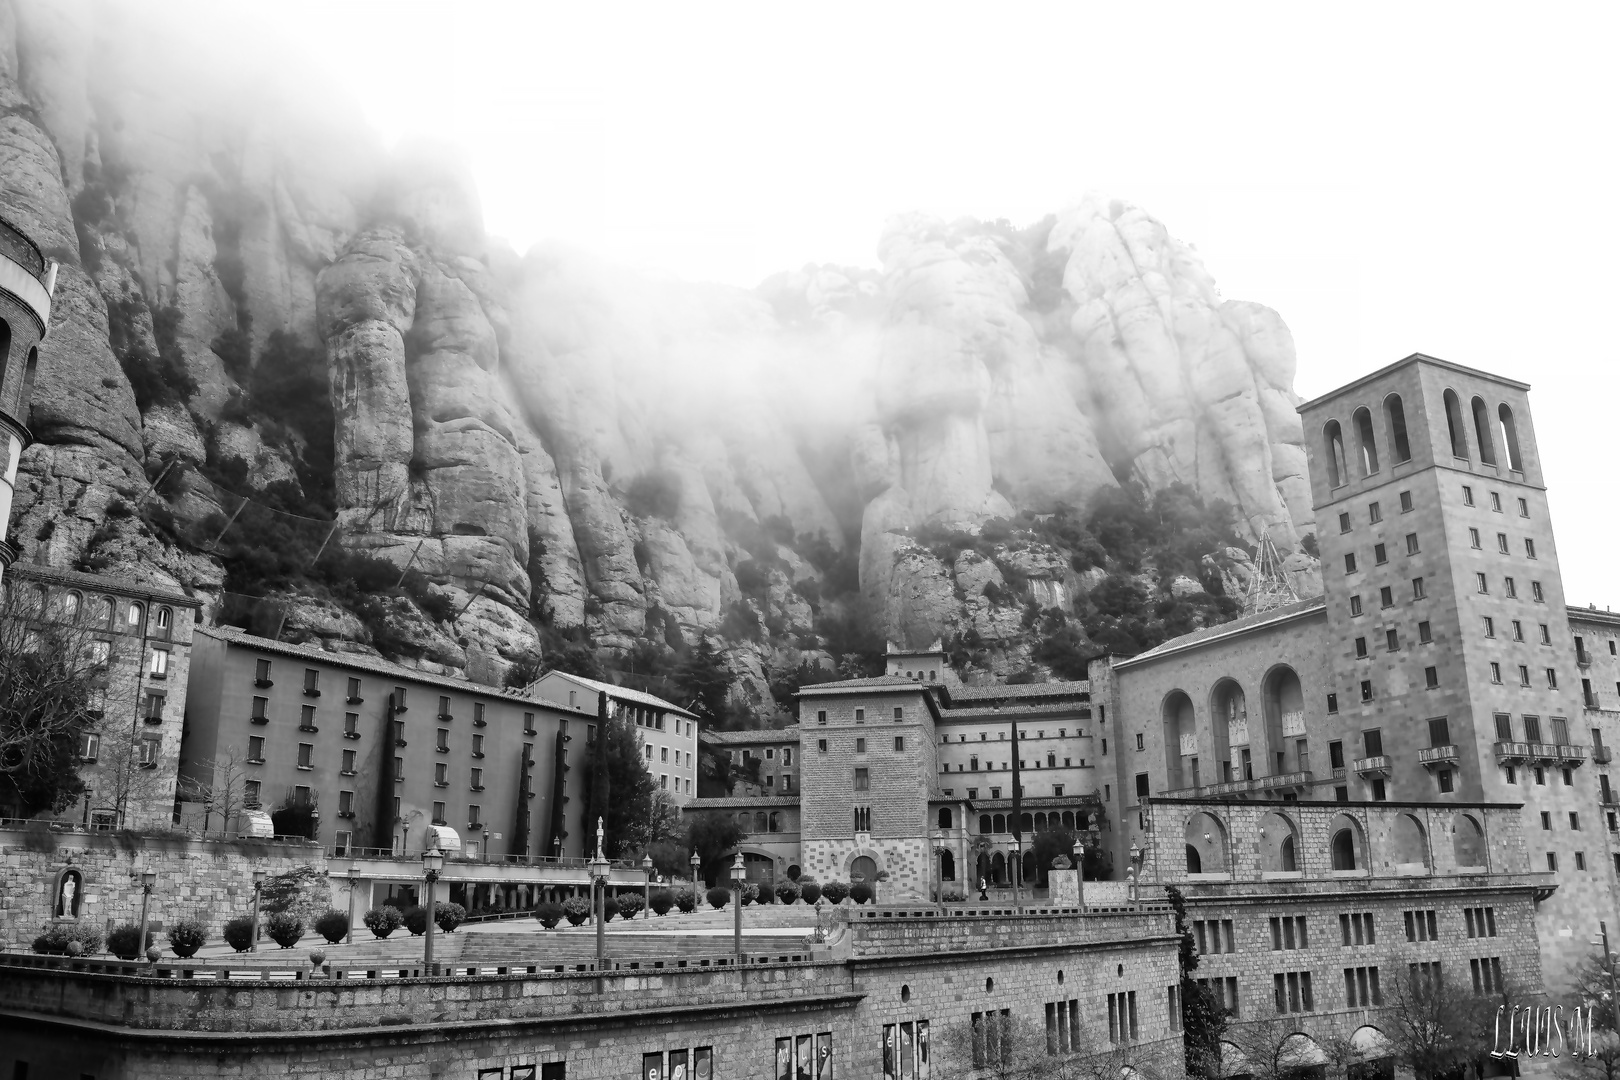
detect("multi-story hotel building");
top-left (181, 626), bottom-right (588, 860)
top-left (524, 669), bottom-right (699, 801)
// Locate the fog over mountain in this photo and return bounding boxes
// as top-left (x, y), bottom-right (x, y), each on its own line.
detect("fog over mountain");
top-left (0, 0), bottom-right (1321, 707)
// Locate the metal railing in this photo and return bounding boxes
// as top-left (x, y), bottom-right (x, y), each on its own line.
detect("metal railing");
top-left (1417, 745), bottom-right (1459, 768)
top-left (1352, 755), bottom-right (1391, 775)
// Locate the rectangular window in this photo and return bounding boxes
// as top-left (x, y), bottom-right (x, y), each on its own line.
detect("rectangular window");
top-left (1404, 910), bottom-right (1439, 942)
top-left (1506, 577), bottom-right (1518, 598)
top-left (1548, 852), bottom-right (1559, 871)
top-left (1469, 527), bottom-right (1482, 549)
top-left (1548, 668), bottom-right (1559, 690)
top-left (1363, 729), bottom-right (1384, 757)
top-left (1355, 636), bottom-right (1368, 659)
top-left (255, 658), bottom-right (272, 684)
top-left (1464, 907), bottom-right (1498, 938)
top-left (1484, 616), bottom-right (1495, 638)
top-left (1349, 594), bottom-right (1362, 616)
top-left (1329, 741), bottom-right (1344, 769)
top-left (1541, 623), bottom-right (1552, 645)
top-left (817, 738), bottom-right (827, 752)
top-left (1490, 662), bottom-right (1502, 684)
top-left (432, 801), bottom-right (445, 824)
top-left (1577, 851), bottom-right (1588, 870)
top-left (1520, 665), bottom-right (1532, 687)
top-left (1327, 693), bottom-right (1338, 713)
top-left (471, 767), bottom-right (483, 789)
top-left (1463, 485), bottom-right (1475, 505)
top-left (1372, 778), bottom-right (1387, 800)
top-left (1269, 916), bottom-right (1308, 950)
top-left (1533, 581), bottom-right (1545, 602)
top-left (855, 737), bottom-right (866, 753)
top-left (245, 779), bottom-right (261, 806)
top-left (1513, 619), bottom-right (1524, 641)
top-left (342, 749), bottom-right (356, 774)
top-left (304, 669), bottom-right (319, 693)
top-left (1491, 491), bottom-right (1502, 512)
top-left (854, 807), bottom-right (871, 832)
top-left (1437, 769), bottom-right (1454, 793)
top-left (1571, 811), bottom-right (1582, 831)
top-left (1553, 717), bottom-right (1570, 743)
top-left (1526, 538), bottom-right (1537, 559)
top-left (1541, 811), bottom-right (1552, 830)
top-left (855, 708), bottom-right (865, 723)
top-left (1387, 629), bottom-right (1400, 652)
top-left (1476, 573), bottom-right (1489, 594)
top-left (1429, 717), bottom-right (1451, 746)
top-left (1339, 912), bottom-right (1376, 946)
top-left (1412, 576), bottom-right (1425, 599)
top-left (1344, 553), bottom-right (1358, 574)
top-left (816, 710), bottom-right (827, 724)
top-left (1136, 772), bottom-right (1150, 798)
top-left (1425, 666), bottom-right (1439, 689)
top-left (393, 686), bottom-right (407, 710)
top-left (1273, 971), bottom-right (1314, 1014)
top-left (297, 742), bottom-right (313, 768)
top-left (1498, 532), bottom-right (1510, 554)
top-left (1379, 586), bottom-right (1393, 608)
top-left (1339, 512), bottom-right (1352, 533)
top-left (338, 790), bottom-right (354, 816)
top-left (148, 648), bottom-right (169, 678)
top-left (893, 706), bottom-right (904, 720)
top-left (1193, 920), bottom-right (1237, 954)
top-left (854, 767), bottom-right (870, 791)
top-left (138, 737), bottom-right (161, 767)
top-left (1525, 715), bottom-right (1543, 741)
top-left (347, 677), bottom-right (361, 701)
top-left (1400, 491), bottom-right (1413, 512)
top-left (1360, 680), bottom-right (1373, 703)
top-left (1374, 543), bottom-right (1388, 564)
top-left (248, 735), bottom-right (265, 762)
top-left (468, 804), bottom-right (481, 827)
top-left (1471, 957), bottom-right (1504, 995)
top-left (1369, 501), bottom-right (1382, 523)
top-left (894, 735), bottom-right (905, 752)
top-left (434, 762), bottom-right (448, 786)
top-left (1344, 966), bottom-right (1383, 1007)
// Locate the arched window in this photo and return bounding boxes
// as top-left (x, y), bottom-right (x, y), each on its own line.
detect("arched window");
top-left (1323, 420), bottom-right (1348, 486)
top-left (993, 813), bottom-right (1006, 834)
top-left (1185, 845), bottom-right (1203, 874)
top-left (126, 602), bottom-right (144, 632)
top-left (938, 807), bottom-right (953, 830)
top-left (1443, 390), bottom-right (1469, 459)
top-left (769, 812), bottom-right (781, 832)
top-left (979, 814), bottom-right (993, 835)
top-left (1331, 829), bottom-right (1357, 870)
top-left (738, 813), bottom-right (750, 828)
top-left (63, 591), bottom-right (81, 621)
top-left (1471, 397), bottom-right (1497, 466)
top-left (1352, 407), bottom-right (1379, 475)
top-left (99, 598), bottom-right (115, 626)
top-left (21, 346), bottom-right (36, 413)
top-left (29, 584), bottom-right (47, 612)
top-left (1019, 812), bottom-right (1033, 834)
top-left (754, 812), bottom-right (767, 832)
top-left (156, 607), bottom-right (172, 630)
top-left (1062, 811), bottom-right (1075, 830)
top-left (1499, 404), bottom-right (1524, 471)
top-left (0, 318), bottom-right (10, 389)
top-left (1034, 812), bottom-right (1048, 832)
top-left (1384, 393), bottom-right (1411, 463)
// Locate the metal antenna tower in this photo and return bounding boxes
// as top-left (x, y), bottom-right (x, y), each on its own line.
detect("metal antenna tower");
top-left (1245, 533), bottom-right (1300, 616)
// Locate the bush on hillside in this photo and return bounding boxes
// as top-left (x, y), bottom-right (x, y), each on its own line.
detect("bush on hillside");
top-left (314, 910), bottom-right (349, 944)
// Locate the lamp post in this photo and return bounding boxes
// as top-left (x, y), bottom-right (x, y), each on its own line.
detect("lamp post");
top-left (730, 852), bottom-right (746, 967)
top-left (690, 850), bottom-right (703, 891)
top-left (345, 865), bottom-right (361, 945)
top-left (249, 868), bottom-right (266, 952)
top-left (588, 817), bottom-right (611, 973)
top-left (137, 869), bottom-right (156, 961)
top-left (642, 854), bottom-right (654, 920)
top-left (421, 848), bottom-right (444, 974)
top-left (1010, 838), bottom-right (1022, 913)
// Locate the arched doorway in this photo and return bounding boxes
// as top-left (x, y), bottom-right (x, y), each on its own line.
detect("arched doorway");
top-left (1329, 814), bottom-right (1364, 871)
top-left (1209, 680), bottom-right (1249, 783)
top-left (850, 854), bottom-right (878, 886)
top-left (1258, 811), bottom-right (1300, 873)
top-left (1452, 814), bottom-right (1487, 872)
top-left (1262, 666), bottom-right (1305, 775)
top-left (990, 852), bottom-right (1006, 885)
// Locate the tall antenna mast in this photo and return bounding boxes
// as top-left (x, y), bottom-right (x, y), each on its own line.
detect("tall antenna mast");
top-left (1245, 534), bottom-right (1300, 616)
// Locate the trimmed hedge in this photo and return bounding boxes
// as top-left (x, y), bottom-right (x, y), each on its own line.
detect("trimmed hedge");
top-left (799, 881), bottom-right (822, 905)
top-left (314, 910), bottom-right (349, 944)
top-left (705, 886), bottom-right (731, 909)
top-left (535, 902), bottom-right (564, 929)
top-left (402, 906), bottom-right (429, 936)
top-left (675, 887), bottom-right (697, 913)
top-left (267, 912), bottom-right (304, 948)
top-left (32, 924), bottom-right (102, 956)
top-left (774, 881), bottom-right (801, 904)
top-left (849, 882), bottom-right (874, 905)
top-left (363, 907), bottom-right (404, 939)
top-left (821, 881), bottom-right (851, 904)
top-left (649, 889), bottom-right (675, 916)
top-left (563, 897), bottom-right (591, 926)
top-left (435, 902), bottom-right (467, 932)
top-left (107, 924), bottom-right (154, 960)
top-left (617, 893), bottom-right (645, 919)
top-left (224, 915), bottom-right (256, 951)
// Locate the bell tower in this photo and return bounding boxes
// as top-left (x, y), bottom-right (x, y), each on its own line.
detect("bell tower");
top-left (0, 214), bottom-right (55, 584)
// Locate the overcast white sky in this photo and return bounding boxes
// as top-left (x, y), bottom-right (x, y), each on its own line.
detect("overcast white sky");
top-left (268, 1), bottom-right (1620, 605)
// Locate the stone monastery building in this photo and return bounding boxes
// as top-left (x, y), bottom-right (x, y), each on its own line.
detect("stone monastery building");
top-left (695, 353), bottom-right (1619, 988)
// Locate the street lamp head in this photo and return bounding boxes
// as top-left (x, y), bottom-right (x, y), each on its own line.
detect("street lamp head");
top-left (730, 852), bottom-right (747, 882)
top-left (690, 850), bottom-right (702, 873)
top-left (347, 865), bottom-right (361, 881)
top-left (642, 854), bottom-right (654, 869)
top-left (252, 869), bottom-right (266, 888)
top-left (141, 870), bottom-right (156, 889)
top-left (422, 848), bottom-right (445, 875)
top-left (1129, 840), bottom-right (1143, 865)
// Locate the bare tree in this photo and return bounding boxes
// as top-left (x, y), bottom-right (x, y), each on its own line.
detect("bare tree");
top-left (1558, 951), bottom-right (1620, 1080)
top-left (1220, 1015), bottom-right (1334, 1080)
top-left (0, 586), bottom-right (108, 818)
top-left (1380, 965), bottom-right (1516, 1080)
top-left (176, 744), bottom-right (252, 835)
top-left (932, 1010), bottom-right (1182, 1080)
top-left (642, 786), bottom-right (683, 848)
top-left (90, 722), bottom-right (179, 830)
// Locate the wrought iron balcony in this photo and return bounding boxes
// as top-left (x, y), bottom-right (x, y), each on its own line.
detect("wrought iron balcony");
top-left (1418, 745), bottom-right (1459, 770)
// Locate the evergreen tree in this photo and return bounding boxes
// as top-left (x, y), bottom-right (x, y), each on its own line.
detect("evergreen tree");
top-left (673, 637), bottom-right (733, 724)
top-left (579, 692), bottom-right (656, 857)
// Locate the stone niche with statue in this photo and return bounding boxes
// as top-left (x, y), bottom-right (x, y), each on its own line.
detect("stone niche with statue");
top-left (52, 865), bottom-right (86, 921)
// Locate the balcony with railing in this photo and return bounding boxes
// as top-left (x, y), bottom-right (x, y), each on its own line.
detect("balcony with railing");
top-left (1577, 647), bottom-right (1594, 667)
top-left (1494, 741), bottom-right (1589, 766)
top-left (1163, 771), bottom-right (1313, 798)
top-left (1418, 745), bottom-right (1458, 770)
top-left (1353, 755), bottom-right (1392, 778)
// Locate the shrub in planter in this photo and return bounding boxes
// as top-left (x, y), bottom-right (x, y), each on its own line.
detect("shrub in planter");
top-left (223, 915), bottom-right (256, 951)
top-left (363, 906), bottom-right (404, 940)
top-left (754, 883), bottom-right (774, 904)
top-left (314, 910), bottom-right (350, 944)
top-left (534, 902), bottom-right (565, 929)
top-left (849, 882), bottom-right (874, 905)
top-left (106, 924), bottom-right (154, 960)
top-left (941, 889), bottom-right (966, 903)
top-left (649, 889), bottom-right (675, 916)
top-left (435, 902), bottom-right (467, 932)
top-left (267, 912), bottom-right (305, 948)
top-left (705, 886), bottom-right (731, 910)
top-left (601, 895), bottom-right (620, 923)
top-left (798, 881), bottom-right (822, 905)
top-left (167, 919), bottom-right (207, 958)
top-left (774, 881), bottom-right (801, 905)
top-left (31, 925), bottom-right (94, 955)
top-left (402, 906), bottom-right (429, 936)
top-left (740, 882), bottom-right (759, 906)
top-left (562, 897), bottom-right (592, 926)
top-left (617, 893), bottom-right (645, 919)
top-left (675, 887), bottom-right (697, 913)
top-left (821, 881), bottom-right (851, 905)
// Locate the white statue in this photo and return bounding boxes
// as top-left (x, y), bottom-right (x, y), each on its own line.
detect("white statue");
top-left (59, 874), bottom-right (77, 916)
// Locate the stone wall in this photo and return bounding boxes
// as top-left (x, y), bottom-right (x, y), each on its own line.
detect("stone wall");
top-left (0, 907), bottom-right (1184, 1079)
top-left (0, 827), bottom-right (327, 951)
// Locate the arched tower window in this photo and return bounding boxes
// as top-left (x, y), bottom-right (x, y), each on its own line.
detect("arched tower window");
top-left (0, 319), bottom-right (10, 394)
top-left (1323, 421), bottom-right (1348, 487)
top-left (1443, 390), bottom-right (1469, 459)
top-left (1384, 393), bottom-right (1411, 463)
top-left (1352, 407), bottom-right (1379, 476)
top-left (1471, 397), bottom-right (1497, 466)
top-left (21, 346), bottom-right (37, 418)
top-left (126, 602), bottom-right (144, 632)
top-left (1498, 404), bottom-right (1524, 471)
top-left (156, 606), bottom-right (172, 630)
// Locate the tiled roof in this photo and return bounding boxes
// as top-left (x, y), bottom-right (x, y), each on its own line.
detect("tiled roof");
top-left (940, 703), bottom-right (1093, 720)
top-left (682, 796), bottom-right (801, 809)
top-left (1116, 596), bottom-right (1327, 668)
top-left (196, 625), bottom-right (536, 702)
top-left (795, 675), bottom-right (929, 695)
top-left (700, 726), bottom-right (800, 745)
top-left (525, 670), bottom-right (697, 719)
top-left (946, 682), bottom-right (1089, 702)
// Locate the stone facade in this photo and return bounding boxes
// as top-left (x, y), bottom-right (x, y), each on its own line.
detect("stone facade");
top-left (0, 909), bottom-right (1183, 1080)
top-left (0, 828), bottom-right (325, 951)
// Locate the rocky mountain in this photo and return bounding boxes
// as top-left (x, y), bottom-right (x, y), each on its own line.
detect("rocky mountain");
top-left (0, 0), bottom-right (1320, 708)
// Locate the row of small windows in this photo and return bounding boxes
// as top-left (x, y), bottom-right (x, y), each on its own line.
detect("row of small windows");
top-left (1323, 392), bottom-right (1524, 488)
top-left (815, 706), bottom-right (905, 723)
top-left (1474, 574), bottom-right (1545, 602)
top-left (1461, 485), bottom-right (1530, 516)
top-left (941, 727), bottom-right (1080, 743)
top-left (1341, 532), bottom-right (1421, 573)
top-left (8, 583), bottom-right (174, 633)
top-left (1466, 528), bottom-right (1536, 559)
